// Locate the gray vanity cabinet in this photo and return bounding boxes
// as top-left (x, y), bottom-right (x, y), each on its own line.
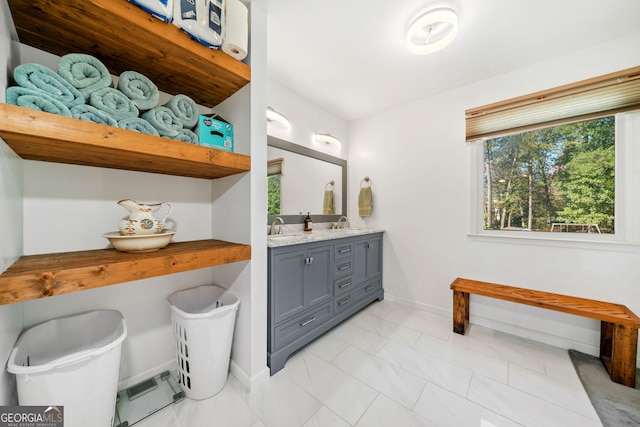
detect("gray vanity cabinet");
top-left (268, 232), bottom-right (384, 374)
top-left (271, 244), bottom-right (332, 324)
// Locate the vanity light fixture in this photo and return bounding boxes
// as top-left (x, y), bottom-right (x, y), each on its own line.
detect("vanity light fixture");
top-left (266, 107), bottom-right (291, 130)
top-left (407, 7), bottom-right (458, 55)
top-left (314, 132), bottom-right (341, 146)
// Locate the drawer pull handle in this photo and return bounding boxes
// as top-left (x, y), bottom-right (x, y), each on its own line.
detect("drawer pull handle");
top-left (300, 317), bottom-right (316, 327)
top-left (338, 298), bottom-right (351, 306)
top-left (339, 248), bottom-right (351, 253)
top-left (338, 264), bottom-right (351, 271)
top-left (364, 285), bottom-right (375, 292)
top-left (338, 281), bottom-right (351, 289)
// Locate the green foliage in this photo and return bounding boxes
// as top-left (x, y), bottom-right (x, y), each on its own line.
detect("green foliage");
top-left (484, 117), bottom-right (615, 233)
top-left (267, 175), bottom-right (281, 215)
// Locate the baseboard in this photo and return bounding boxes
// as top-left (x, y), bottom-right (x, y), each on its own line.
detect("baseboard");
top-left (384, 293), bottom-right (450, 318)
top-left (230, 360), bottom-right (270, 392)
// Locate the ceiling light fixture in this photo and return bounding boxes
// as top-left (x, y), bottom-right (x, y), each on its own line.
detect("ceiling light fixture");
top-left (407, 8), bottom-right (458, 55)
top-left (266, 107), bottom-right (291, 130)
top-left (314, 132), bottom-right (341, 146)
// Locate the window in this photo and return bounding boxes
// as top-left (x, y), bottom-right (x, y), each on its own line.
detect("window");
top-left (467, 66), bottom-right (640, 242)
top-left (483, 117), bottom-right (615, 233)
top-left (267, 158), bottom-right (283, 215)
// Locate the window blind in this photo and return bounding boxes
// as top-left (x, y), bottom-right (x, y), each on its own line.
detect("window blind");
top-left (465, 66), bottom-right (640, 142)
top-left (267, 158), bottom-right (283, 176)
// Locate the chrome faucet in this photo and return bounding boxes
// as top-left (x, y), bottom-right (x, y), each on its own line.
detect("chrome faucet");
top-left (269, 217), bottom-right (284, 235)
top-left (337, 216), bottom-right (349, 229)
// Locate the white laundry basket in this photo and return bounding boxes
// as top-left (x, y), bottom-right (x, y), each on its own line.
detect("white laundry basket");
top-left (7, 310), bottom-right (127, 427)
top-left (168, 285), bottom-right (239, 400)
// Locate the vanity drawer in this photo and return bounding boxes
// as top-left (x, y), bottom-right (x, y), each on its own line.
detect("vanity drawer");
top-left (334, 242), bottom-right (354, 260)
top-left (354, 278), bottom-right (382, 302)
top-left (334, 276), bottom-right (353, 295)
top-left (334, 292), bottom-right (354, 314)
top-left (335, 259), bottom-right (353, 277)
top-left (274, 303), bottom-right (333, 349)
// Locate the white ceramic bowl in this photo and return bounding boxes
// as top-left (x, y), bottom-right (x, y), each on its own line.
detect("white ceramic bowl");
top-left (103, 231), bottom-right (176, 253)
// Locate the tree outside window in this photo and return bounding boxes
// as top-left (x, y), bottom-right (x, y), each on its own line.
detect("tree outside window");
top-left (483, 117), bottom-right (615, 233)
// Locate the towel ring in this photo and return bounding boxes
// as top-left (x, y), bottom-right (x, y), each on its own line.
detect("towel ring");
top-left (360, 177), bottom-right (372, 188)
top-left (325, 180), bottom-right (335, 190)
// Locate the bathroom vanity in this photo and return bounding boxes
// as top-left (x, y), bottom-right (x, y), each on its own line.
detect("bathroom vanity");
top-left (267, 229), bottom-right (384, 374)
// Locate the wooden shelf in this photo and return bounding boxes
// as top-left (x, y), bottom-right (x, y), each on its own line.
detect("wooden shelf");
top-left (0, 239), bottom-right (251, 305)
top-left (7, 0), bottom-right (251, 108)
top-left (0, 104), bottom-right (250, 179)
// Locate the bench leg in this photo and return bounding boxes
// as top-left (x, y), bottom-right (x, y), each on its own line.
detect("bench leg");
top-left (453, 290), bottom-right (469, 335)
top-left (600, 321), bottom-right (638, 387)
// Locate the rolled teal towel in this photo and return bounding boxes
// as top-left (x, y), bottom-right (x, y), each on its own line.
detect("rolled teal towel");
top-left (164, 94), bottom-right (198, 128)
top-left (70, 104), bottom-right (118, 127)
top-left (89, 87), bottom-right (139, 121)
top-left (58, 53), bottom-right (113, 98)
top-left (6, 86), bottom-right (72, 117)
top-left (13, 63), bottom-right (84, 107)
top-left (117, 70), bottom-right (159, 111)
top-left (141, 106), bottom-right (182, 137)
top-left (118, 117), bottom-right (160, 136)
top-left (171, 129), bottom-right (199, 144)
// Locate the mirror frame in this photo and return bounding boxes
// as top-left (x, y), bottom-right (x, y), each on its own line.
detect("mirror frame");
top-left (268, 135), bottom-right (347, 225)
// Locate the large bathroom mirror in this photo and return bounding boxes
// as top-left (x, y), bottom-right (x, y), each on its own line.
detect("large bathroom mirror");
top-left (268, 135), bottom-right (347, 225)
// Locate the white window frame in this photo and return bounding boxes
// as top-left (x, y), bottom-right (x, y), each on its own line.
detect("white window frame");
top-left (469, 111), bottom-right (640, 249)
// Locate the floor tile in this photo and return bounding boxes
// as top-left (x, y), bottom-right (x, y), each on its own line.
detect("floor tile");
top-left (227, 371), bottom-right (321, 427)
top-left (331, 345), bottom-right (427, 409)
top-left (324, 321), bottom-right (388, 355)
top-left (287, 351), bottom-right (378, 425)
top-left (173, 383), bottom-right (258, 427)
top-left (346, 311), bottom-right (423, 347)
top-left (302, 406), bottom-right (350, 427)
top-left (355, 394), bottom-right (437, 427)
top-left (377, 340), bottom-right (472, 397)
top-left (467, 374), bottom-right (602, 427)
top-left (413, 382), bottom-right (523, 427)
top-left (507, 363), bottom-right (600, 420)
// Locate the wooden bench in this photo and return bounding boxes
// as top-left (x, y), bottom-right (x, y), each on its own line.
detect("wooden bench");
top-left (450, 277), bottom-right (640, 387)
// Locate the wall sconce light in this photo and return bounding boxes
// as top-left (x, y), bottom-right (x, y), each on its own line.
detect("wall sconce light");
top-left (314, 132), bottom-right (341, 146)
top-left (266, 107), bottom-right (291, 130)
top-left (407, 7), bottom-right (458, 55)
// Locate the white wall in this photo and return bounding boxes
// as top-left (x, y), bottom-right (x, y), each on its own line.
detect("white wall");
top-left (0, 0), bottom-right (22, 405)
top-left (348, 32), bottom-right (640, 357)
top-left (267, 77), bottom-right (348, 161)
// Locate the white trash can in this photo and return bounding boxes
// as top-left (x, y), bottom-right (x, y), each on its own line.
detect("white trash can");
top-left (7, 310), bottom-right (127, 427)
top-left (168, 285), bottom-right (239, 400)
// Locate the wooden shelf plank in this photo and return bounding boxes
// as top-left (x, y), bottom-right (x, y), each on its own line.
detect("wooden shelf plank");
top-left (6, 0), bottom-right (250, 108)
top-left (0, 239), bottom-right (251, 305)
top-left (0, 104), bottom-right (250, 179)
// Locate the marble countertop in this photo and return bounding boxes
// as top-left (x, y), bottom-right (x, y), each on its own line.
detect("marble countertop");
top-left (267, 228), bottom-right (385, 247)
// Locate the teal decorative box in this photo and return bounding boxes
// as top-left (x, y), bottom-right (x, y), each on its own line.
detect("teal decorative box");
top-left (196, 114), bottom-right (234, 152)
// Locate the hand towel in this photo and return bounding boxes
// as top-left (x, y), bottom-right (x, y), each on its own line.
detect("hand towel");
top-left (323, 189), bottom-right (335, 214)
top-left (89, 87), bottom-right (139, 121)
top-left (58, 53), bottom-right (113, 98)
top-left (70, 104), bottom-right (118, 127)
top-left (141, 106), bottom-right (182, 137)
top-left (118, 117), bottom-right (160, 136)
top-left (117, 70), bottom-right (159, 111)
top-left (13, 63), bottom-right (84, 107)
top-left (5, 86), bottom-right (72, 117)
top-left (171, 128), bottom-right (199, 144)
top-left (164, 94), bottom-right (198, 128)
top-left (358, 186), bottom-right (373, 217)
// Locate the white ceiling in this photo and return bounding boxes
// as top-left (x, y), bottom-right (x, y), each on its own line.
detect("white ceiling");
top-left (266, 0), bottom-right (640, 122)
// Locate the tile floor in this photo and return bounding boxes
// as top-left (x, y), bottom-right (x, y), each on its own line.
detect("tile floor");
top-left (135, 300), bottom-right (602, 427)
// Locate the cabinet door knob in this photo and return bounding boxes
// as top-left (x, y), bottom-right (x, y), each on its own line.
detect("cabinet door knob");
top-left (367, 243), bottom-right (374, 249)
